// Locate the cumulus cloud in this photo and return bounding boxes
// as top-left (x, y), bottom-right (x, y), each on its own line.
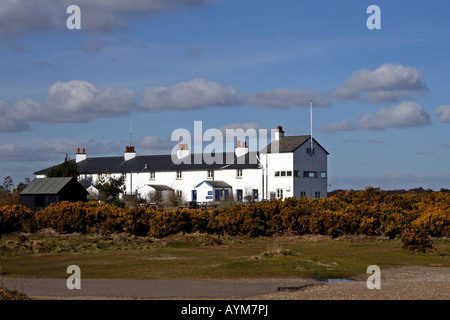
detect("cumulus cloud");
top-left (140, 78), bottom-right (245, 111)
top-left (0, 80), bottom-right (136, 132)
top-left (435, 105), bottom-right (450, 123)
top-left (331, 64), bottom-right (427, 103)
top-left (136, 135), bottom-right (173, 153)
top-left (249, 88), bottom-right (332, 108)
top-left (0, 0), bottom-right (206, 46)
top-left (323, 102), bottom-right (432, 132)
top-left (0, 144), bottom-right (50, 162)
top-left (141, 79), bottom-right (332, 111)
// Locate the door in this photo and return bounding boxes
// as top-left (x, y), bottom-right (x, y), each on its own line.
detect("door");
top-left (252, 189), bottom-right (258, 201)
top-left (192, 190), bottom-right (197, 202)
top-left (237, 189), bottom-right (243, 202)
top-left (215, 189), bottom-right (220, 201)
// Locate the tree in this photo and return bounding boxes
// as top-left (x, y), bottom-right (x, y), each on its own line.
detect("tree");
top-left (14, 178), bottom-right (31, 193)
top-left (95, 173), bottom-right (126, 205)
top-left (47, 155), bottom-right (79, 178)
top-left (3, 176), bottom-right (14, 193)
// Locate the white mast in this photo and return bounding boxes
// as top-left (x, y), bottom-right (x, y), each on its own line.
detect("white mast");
top-left (129, 113), bottom-right (133, 147)
top-left (310, 99), bottom-right (313, 155)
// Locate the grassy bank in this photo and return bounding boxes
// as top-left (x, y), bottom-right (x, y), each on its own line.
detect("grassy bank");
top-left (1, 232), bottom-right (448, 280)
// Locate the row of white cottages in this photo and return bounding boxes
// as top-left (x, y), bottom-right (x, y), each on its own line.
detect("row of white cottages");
top-left (35, 126), bottom-right (329, 202)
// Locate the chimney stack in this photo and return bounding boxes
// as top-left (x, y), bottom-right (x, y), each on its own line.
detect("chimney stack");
top-left (176, 144), bottom-right (190, 159)
top-left (235, 140), bottom-right (249, 158)
top-left (124, 146), bottom-right (136, 161)
top-left (275, 126), bottom-right (284, 140)
top-left (76, 147), bottom-right (87, 163)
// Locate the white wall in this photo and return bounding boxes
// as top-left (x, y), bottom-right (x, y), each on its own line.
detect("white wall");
top-left (260, 152), bottom-right (294, 200)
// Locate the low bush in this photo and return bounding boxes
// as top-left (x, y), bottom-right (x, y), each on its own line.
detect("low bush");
top-left (1, 188), bottom-right (448, 253)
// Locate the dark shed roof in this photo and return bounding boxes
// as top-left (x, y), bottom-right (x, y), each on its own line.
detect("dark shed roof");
top-left (20, 177), bottom-right (88, 195)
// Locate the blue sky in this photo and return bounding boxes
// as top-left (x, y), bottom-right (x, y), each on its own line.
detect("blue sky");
top-left (0, 0), bottom-right (449, 191)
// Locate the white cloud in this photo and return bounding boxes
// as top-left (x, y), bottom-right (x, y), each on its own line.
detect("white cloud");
top-left (140, 78), bottom-right (244, 111)
top-left (136, 135), bottom-right (173, 154)
top-left (435, 105), bottom-right (450, 123)
top-left (331, 63), bottom-right (427, 103)
top-left (0, 144), bottom-right (48, 162)
top-left (0, 80), bottom-right (136, 132)
top-left (249, 88), bottom-right (332, 108)
top-left (323, 102), bottom-right (432, 132)
top-left (0, 0), bottom-right (206, 46)
top-left (141, 79), bottom-right (332, 112)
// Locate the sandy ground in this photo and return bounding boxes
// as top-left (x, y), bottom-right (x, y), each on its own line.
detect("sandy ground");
top-left (246, 266), bottom-right (450, 300)
top-left (26, 266), bottom-right (449, 300)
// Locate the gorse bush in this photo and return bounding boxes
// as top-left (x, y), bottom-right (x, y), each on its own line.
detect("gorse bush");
top-left (1, 188), bottom-right (449, 252)
top-left (0, 204), bottom-right (35, 233)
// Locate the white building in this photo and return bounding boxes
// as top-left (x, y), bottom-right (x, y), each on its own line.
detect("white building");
top-left (35, 126), bottom-right (329, 202)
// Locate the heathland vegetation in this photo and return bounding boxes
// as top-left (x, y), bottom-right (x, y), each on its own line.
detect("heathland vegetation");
top-left (1, 187), bottom-right (449, 253)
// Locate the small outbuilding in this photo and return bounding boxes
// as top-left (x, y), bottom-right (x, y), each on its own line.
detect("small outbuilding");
top-left (137, 184), bottom-right (174, 202)
top-left (195, 180), bottom-right (232, 202)
top-left (20, 177), bottom-right (88, 211)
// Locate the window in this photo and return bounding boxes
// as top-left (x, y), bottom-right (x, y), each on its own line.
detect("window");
top-left (303, 171), bottom-right (318, 178)
top-left (176, 170), bottom-right (182, 179)
top-left (320, 171), bottom-right (327, 178)
top-left (207, 170), bottom-right (214, 179)
top-left (315, 192), bottom-right (321, 198)
top-left (276, 188), bottom-right (283, 199)
top-left (294, 170), bottom-right (301, 177)
top-left (150, 171), bottom-right (155, 180)
top-left (176, 190), bottom-right (183, 198)
top-left (300, 191), bottom-right (307, 198)
top-left (236, 169), bottom-right (243, 178)
top-left (275, 171), bottom-right (292, 177)
top-left (306, 147), bottom-right (315, 155)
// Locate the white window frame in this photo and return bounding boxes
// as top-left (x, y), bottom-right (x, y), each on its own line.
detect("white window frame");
top-left (207, 170), bottom-right (214, 179)
top-left (236, 169), bottom-right (243, 178)
top-left (150, 171), bottom-right (155, 180)
top-left (176, 170), bottom-right (182, 180)
top-left (276, 188), bottom-right (283, 199)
